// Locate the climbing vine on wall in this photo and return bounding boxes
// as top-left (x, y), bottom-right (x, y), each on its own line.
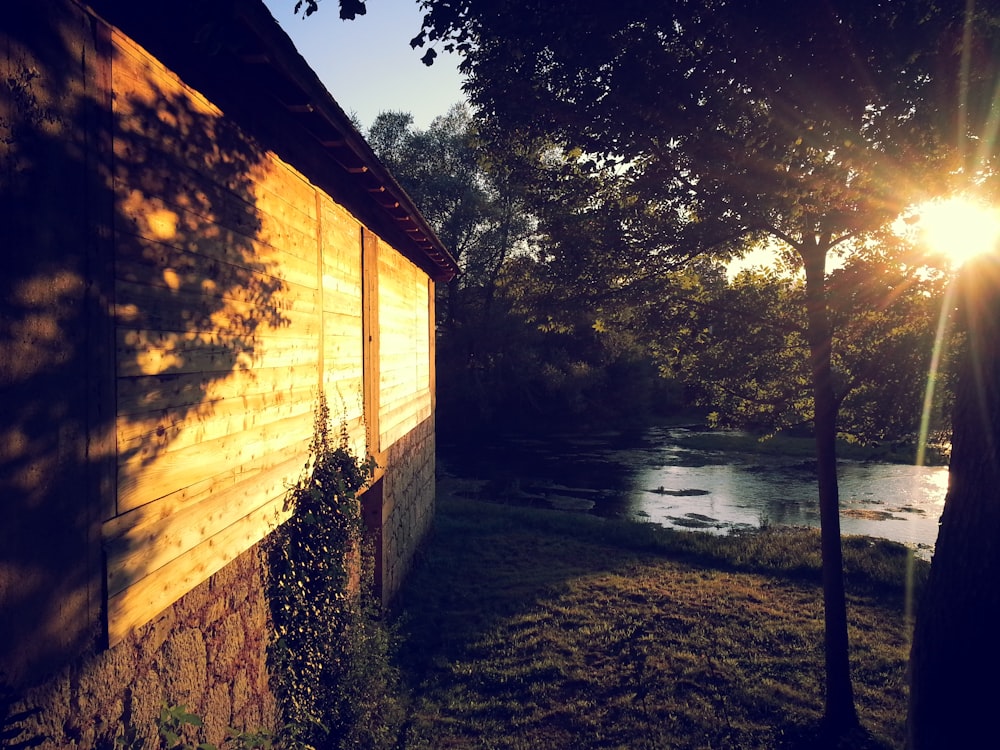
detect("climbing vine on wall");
top-left (265, 394), bottom-right (404, 749)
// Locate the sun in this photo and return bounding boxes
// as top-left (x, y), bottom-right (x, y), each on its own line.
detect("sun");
top-left (917, 195), bottom-right (1000, 268)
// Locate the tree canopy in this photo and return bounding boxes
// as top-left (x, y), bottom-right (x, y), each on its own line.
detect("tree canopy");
top-left (413, 0), bottom-right (993, 250)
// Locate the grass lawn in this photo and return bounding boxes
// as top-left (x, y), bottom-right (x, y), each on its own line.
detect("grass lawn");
top-left (392, 478), bottom-right (926, 749)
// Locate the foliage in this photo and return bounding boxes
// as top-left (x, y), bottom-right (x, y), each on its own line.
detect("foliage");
top-left (367, 105), bottom-right (534, 324)
top-left (156, 703), bottom-right (215, 750)
top-left (368, 107), bottom-right (488, 276)
top-left (109, 702), bottom-right (275, 750)
top-left (827, 253), bottom-right (956, 447)
top-left (657, 256), bottom-right (956, 447)
top-left (367, 107), bottom-right (681, 434)
top-left (265, 395), bottom-right (404, 750)
top-left (435, 253), bottom-right (685, 435)
top-left (292, 0), bottom-right (365, 21)
top-left (357, 18), bottom-right (960, 447)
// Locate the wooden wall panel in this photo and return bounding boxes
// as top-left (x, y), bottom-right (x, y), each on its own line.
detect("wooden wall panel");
top-left (377, 250), bottom-right (432, 449)
top-left (101, 24), bottom-right (436, 644)
top-left (320, 196), bottom-right (366, 454)
top-left (105, 30), bottom-right (320, 643)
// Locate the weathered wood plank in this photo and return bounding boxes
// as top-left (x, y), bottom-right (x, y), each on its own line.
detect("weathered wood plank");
top-left (114, 281), bottom-right (316, 340)
top-left (380, 363), bottom-right (421, 384)
top-left (114, 162), bottom-right (266, 245)
top-left (116, 383), bottom-right (314, 445)
top-left (106, 452), bottom-right (303, 597)
top-left (115, 236), bottom-right (299, 299)
top-left (104, 439), bottom-right (306, 542)
top-left (117, 328), bottom-right (318, 378)
top-left (380, 384), bottom-right (430, 414)
top-left (112, 30), bottom-right (218, 115)
top-left (113, 35), bottom-right (318, 230)
top-left (117, 402), bottom-right (313, 475)
top-left (112, 54), bottom-right (268, 199)
top-left (325, 360), bottom-right (364, 384)
top-left (319, 197), bottom-right (361, 265)
top-left (324, 309), bottom-right (363, 334)
top-left (113, 191), bottom-right (320, 284)
top-left (254, 168), bottom-right (319, 230)
top-left (117, 363), bottom-right (318, 420)
top-left (117, 386), bottom-right (313, 459)
top-left (362, 231), bottom-right (382, 453)
top-left (115, 175), bottom-right (317, 274)
top-left (379, 393), bottom-right (433, 448)
top-left (106, 493), bottom-right (292, 645)
top-left (117, 410), bottom-right (313, 512)
top-left (112, 189), bottom-right (320, 281)
top-left (112, 239), bottom-right (317, 306)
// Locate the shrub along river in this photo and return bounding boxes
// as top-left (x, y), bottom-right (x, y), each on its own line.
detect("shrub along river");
top-left (440, 425), bottom-right (948, 559)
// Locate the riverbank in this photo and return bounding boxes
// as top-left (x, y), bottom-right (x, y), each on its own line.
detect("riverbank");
top-left (438, 424), bottom-right (948, 558)
top-left (670, 428), bottom-right (950, 466)
top-left (392, 479), bottom-right (926, 749)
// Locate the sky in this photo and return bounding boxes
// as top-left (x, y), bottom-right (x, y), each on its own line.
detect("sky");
top-left (262, 0), bottom-right (467, 130)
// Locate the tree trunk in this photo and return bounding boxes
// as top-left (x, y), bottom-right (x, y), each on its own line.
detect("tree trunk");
top-left (907, 255), bottom-right (1000, 749)
top-left (802, 246), bottom-right (859, 732)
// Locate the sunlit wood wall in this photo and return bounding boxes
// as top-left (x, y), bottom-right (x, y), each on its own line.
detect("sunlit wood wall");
top-left (100, 28), bottom-right (432, 644)
top-left (378, 248), bottom-right (433, 450)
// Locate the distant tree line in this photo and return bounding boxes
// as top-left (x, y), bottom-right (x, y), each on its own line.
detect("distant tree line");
top-left (368, 106), bottom-right (955, 449)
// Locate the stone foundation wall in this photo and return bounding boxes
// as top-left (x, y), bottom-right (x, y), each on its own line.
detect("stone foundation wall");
top-left (4, 545), bottom-right (277, 750)
top-left (380, 415), bottom-right (436, 602)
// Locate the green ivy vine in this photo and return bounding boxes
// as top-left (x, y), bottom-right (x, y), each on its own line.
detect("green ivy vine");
top-left (265, 394), bottom-right (404, 749)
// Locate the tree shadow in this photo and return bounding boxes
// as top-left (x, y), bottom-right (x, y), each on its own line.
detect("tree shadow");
top-left (775, 720), bottom-right (893, 750)
top-left (394, 492), bottom-right (911, 748)
top-left (2, 3), bottom-right (292, 686)
top-left (0, 686), bottom-right (44, 749)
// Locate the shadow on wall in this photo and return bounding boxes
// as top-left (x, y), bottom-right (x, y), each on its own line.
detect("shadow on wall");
top-left (1, 3), bottom-right (289, 687)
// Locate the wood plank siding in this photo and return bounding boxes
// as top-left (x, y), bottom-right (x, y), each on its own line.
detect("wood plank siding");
top-left (378, 250), bottom-right (433, 450)
top-left (99, 28), bottom-right (436, 644)
top-left (1, 0), bottom-right (456, 681)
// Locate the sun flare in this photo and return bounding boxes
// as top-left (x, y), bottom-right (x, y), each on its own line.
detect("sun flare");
top-left (918, 195), bottom-right (1000, 268)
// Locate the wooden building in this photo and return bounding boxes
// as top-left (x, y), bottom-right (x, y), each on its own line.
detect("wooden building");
top-left (1, 0), bottom-right (457, 709)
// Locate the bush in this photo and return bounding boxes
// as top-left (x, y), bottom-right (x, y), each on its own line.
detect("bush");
top-left (265, 396), bottom-right (404, 749)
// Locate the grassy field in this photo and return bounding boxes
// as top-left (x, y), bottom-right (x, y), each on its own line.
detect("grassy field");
top-left (391, 480), bottom-right (926, 750)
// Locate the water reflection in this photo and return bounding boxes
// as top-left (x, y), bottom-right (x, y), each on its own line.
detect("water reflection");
top-left (441, 426), bottom-right (948, 558)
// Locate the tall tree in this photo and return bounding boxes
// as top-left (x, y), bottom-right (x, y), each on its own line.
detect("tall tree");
top-left (665, 254), bottom-right (951, 447)
top-left (367, 104), bottom-right (533, 325)
top-left (907, 253), bottom-right (1000, 749)
top-left (402, 0), bottom-right (990, 732)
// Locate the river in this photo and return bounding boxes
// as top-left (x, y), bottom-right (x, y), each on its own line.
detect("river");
top-left (440, 425), bottom-right (948, 559)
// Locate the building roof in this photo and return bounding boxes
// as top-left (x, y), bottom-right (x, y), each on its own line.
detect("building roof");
top-left (89, 0), bottom-right (459, 282)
